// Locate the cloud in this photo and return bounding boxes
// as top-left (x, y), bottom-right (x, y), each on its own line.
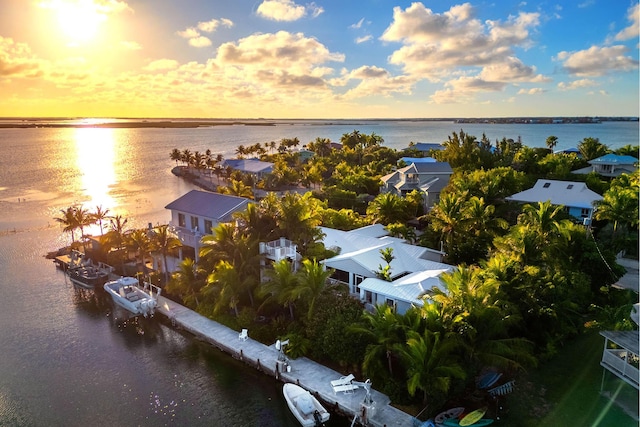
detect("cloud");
top-left (256, 0), bottom-right (321, 22)
top-left (335, 66), bottom-right (416, 99)
top-left (350, 18), bottom-right (365, 29)
top-left (177, 18), bottom-right (233, 48)
top-left (615, 3), bottom-right (640, 41)
top-left (517, 87), bottom-right (544, 95)
top-left (0, 37), bottom-right (43, 78)
top-left (355, 35), bottom-right (373, 44)
top-left (380, 2), bottom-right (542, 84)
top-left (479, 56), bottom-right (550, 82)
top-left (557, 78), bottom-right (597, 90)
top-left (430, 75), bottom-right (507, 104)
top-left (144, 59), bottom-right (179, 71)
top-left (120, 41), bottom-right (142, 50)
top-left (557, 45), bottom-right (639, 76)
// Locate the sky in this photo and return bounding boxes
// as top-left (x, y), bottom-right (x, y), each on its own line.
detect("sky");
top-left (0, 0), bottom-right (638, 119)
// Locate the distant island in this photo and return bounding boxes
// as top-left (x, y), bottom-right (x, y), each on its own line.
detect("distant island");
top-left (0, 116), bottom-right (636, 129)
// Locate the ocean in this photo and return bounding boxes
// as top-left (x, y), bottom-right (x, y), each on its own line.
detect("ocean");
top-left (0, 120), bottom-right (636, 426)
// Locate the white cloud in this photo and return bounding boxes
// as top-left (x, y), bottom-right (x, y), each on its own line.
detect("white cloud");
top-left (189, 36), bottom-right (212, 48)
top-left (557, 78), bottom-right (597, 90)
top-left (144, 59), bottom-right (179, 71)
top-left (615, 3), bottom-right (640, 41)
top-left (517, 87), bottom-right (544, 95)
top-left (350, 18), bottom-right (365, 29)
top-left (197, 18), bottom-right (234, 33)
top-left (380, 2), bottom-right (542, 86)
top-left (336, 66), bottom-right (416, 99)
top-left (177, 18), bottom-right (232, 48)
top-left (355, 35), bottom-right (372, 44)
top-left (557, 45), bottom-right (639, 76)
top-left (256, 0), bottom-right (307, 21)
top-left (120, 41), bottom-right (141, 50)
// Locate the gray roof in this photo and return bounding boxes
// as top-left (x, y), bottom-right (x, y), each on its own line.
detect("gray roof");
top-left (165, 190), bottom-right (250, 221)
top-left (506, 179), bottom-right (602, 209)
top-left (223, 159), bottom-right (274, 174)
top-left (400, 162), bottom-right (453, 174)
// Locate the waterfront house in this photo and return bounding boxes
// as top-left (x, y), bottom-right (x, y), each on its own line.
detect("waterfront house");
top-left (380, 161), bottom-right (453, 210)
top-left (571, 153), bottom-right (638, 178)
top-left (405, 142), bottom-right (445, 154)
top-left (259, 237), bottom-right (301, 281)
top-left (222, 158), bottom-right (274, 179)
top-left (506, 179), bottom-right (603, 223)
top-left (165, 190), bottom-right (250, 261)
top-left (321, 225), bottom-right (452, 314)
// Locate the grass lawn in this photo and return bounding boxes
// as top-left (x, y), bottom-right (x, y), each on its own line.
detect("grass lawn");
top-left (500, 332), bottom-right (638, 427)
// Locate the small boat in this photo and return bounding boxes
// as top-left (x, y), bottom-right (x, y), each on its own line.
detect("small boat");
top-left (435, 407), bottom-right (464, 426)
top-left (103, 276), bottom-right (160, 318)
top-left (477, 371), bottom-right (502, 390)
top-left (283, 383), bottom-right (330, 427)
top-left (67, 261), bottom-right (113, 289)
top-left (459, 407), bottom-right (487, 426)
top-left (441, 418), bottom-right (493, 427)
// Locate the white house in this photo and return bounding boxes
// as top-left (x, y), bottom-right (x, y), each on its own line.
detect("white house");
top-left (572, 154), bottom-right (638, 178)
top-left (222, 158), bottom-right (274, 179)
top-left (165, 190), bottom-right (250, 261)
top-left (505, 179), bottom-right (603, 222)
top-left (380, 161), bottom-right (453, 210)
top-left (321, 224), bottom-right (452, 314)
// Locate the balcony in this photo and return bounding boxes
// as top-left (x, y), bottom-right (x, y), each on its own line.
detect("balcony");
top-left (260, 237), bottom-right (297, 262)
top-left (169, 223), bottom-right (203, 248)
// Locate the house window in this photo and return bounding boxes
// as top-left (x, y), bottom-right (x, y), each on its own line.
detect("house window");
top-left (354, 275), bottom-right (364, 295)
top-left (543, 182), bottom-right (550, 188)
top-left (178, 213), bottom-right (186, 227)
top-left (204, 220), bottom-right (213, 234)
top-left (581, 208), bottom-right (590, 218)
top-left (385, 298), bottom-right (396, 310)
top-left (567, 184), bottom-right (574, 189)
top-left (191, 216), bottom-right (199, 231)
top-left (365, 291), bottom-right (373, 304)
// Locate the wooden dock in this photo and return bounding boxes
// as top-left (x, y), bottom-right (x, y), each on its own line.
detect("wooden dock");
top-left (156, 296), bottom-right (415, 427)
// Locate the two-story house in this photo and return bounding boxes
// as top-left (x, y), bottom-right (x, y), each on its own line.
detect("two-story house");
top-left (380, 161), bottom-right (453, 210)
top-left (506, 179), bottom-right (603, 223)
top-left (165, 190), bottom-right (250, 261)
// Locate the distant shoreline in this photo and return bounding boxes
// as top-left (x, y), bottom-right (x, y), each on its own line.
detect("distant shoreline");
top-left (0, 116), bottom-right (636, 129)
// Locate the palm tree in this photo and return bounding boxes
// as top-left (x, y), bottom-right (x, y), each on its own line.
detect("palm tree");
top-left (366, 192), bottom-right (411, 225)
top-left (126, 229), bottom-right (153, 276)
top-left (578, 137), bottom-right (609, 161)
top-left (294, 259), bottom-right (332, 321)
top-left (73, 205), bottom-right (94, 239)
top-left (258, 259), bottom-right (298, 319)
top-left (219, 179), bottom-right (254, 199)
top-left (203, 260), bottom-right (249, 317)
top-left (428, 192), bottom-right (468, 260)
top-left (165, 258), bottom-right (206, 308)
top-left (595, 186), bottom-right (639, 234)
top-left (181, 149), bottom-right (193, 167)
top-left (545, 135), bottom-right (558, 152)
top-left (349, 304), bottom-right (405, 378)
top-left (149, 224), bottom-right (182, 283)
top-left (397, 329), bottom-right (465, 404)
top-left (91, 205), bottom-right (110, 235)
top-left (54, 206), bottom-right (80, 243)
top-left (170, 148), bottom-right (182, 165)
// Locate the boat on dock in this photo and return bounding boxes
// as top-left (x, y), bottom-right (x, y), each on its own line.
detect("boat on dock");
top-left (58, 250), bottom-right (114, 289)
top-left (283, 383), bottom-right (330, 426)
top-left (103, 276), bottom-right (160, 317)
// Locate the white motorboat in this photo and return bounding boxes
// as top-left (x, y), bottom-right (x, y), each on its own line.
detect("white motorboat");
top-left (283, 383), bottom-right (330, 427)
top-left (103, 276), bottom-right (160, 317)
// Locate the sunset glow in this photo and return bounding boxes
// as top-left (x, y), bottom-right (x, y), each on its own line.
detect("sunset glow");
top-left (2, 0), bottom-right (638, 118)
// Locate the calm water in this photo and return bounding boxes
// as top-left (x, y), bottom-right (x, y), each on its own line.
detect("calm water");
top-left (0, 121), bottom-right (637, 426)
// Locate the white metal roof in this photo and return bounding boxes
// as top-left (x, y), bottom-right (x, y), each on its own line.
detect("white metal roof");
top-left (506, 179), bottom-right (602, 209)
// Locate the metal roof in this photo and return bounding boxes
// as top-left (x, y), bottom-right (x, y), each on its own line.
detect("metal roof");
top-left (506, 179), bottom-right (602, 209)
top-left (164, 190), bottom-right (250, 221)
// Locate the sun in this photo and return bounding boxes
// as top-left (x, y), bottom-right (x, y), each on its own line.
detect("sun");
top-left (40, 0), bottom-right (107, 45)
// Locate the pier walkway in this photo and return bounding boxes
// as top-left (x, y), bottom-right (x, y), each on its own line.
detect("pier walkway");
top-left (157, 296), bottom-right (414, 427)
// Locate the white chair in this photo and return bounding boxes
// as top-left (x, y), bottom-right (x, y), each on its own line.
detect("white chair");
top-left (330, 373), bottom-right (355, 388)
top-left (238, 329), bottom-right (248, 341)
top-left (332, 384), bottom-right (358, 394)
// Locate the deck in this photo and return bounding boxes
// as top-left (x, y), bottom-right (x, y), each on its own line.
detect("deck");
top-left (156, 296), bottom-right (414, 427)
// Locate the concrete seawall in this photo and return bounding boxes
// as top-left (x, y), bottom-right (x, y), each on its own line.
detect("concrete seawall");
top-left (156, 296), bottom-right (414, 427)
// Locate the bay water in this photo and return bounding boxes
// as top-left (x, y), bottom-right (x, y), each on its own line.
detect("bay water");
top-left (0, 120), bottom-right (636, 426)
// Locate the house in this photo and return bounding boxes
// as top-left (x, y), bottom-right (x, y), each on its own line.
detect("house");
top-left (380, 161), bottom-right (453, 210)
top-left (505, 179), bottom-right (603, 222)
top-left (165, 190), bottom-right (250, 261)
top-left (572, 153), bottom-right (638, 177)
top-left (222, 158), bottom-right (274, 179)
top-left (321, 224), bottom-right (452, 314)
top-left (259, 237), bottom-right (301, 281)
top-left (406, 142), bottom-right (445, 154)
